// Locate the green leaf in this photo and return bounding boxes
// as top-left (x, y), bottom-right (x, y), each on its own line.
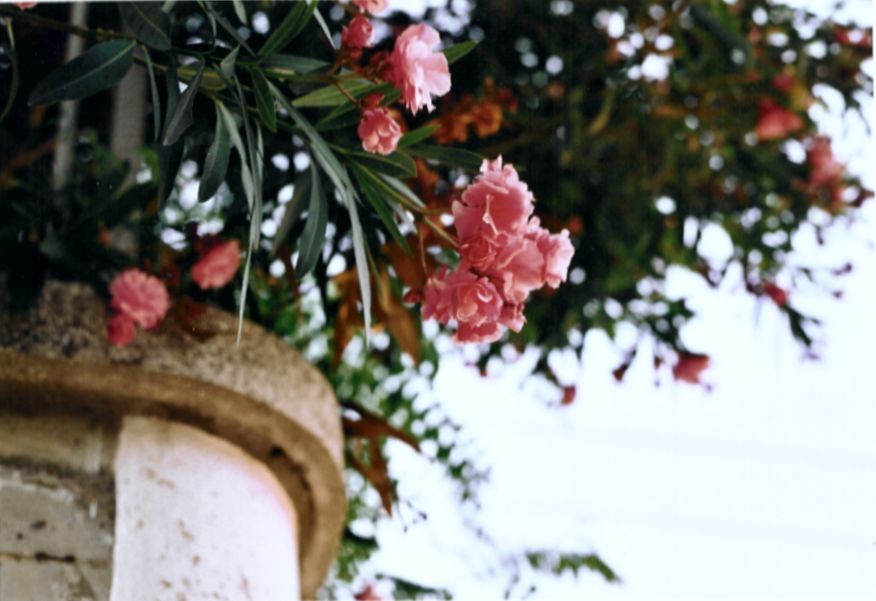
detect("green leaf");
top-left (295, 163), bottom-right (328, 277)
top-left (397, 124), bottom-right (438, 148)
top-left (408, 144), bottom-right (484, 171)
top-left (271, 172), bottom-right (311, 256)
top-left (28, 40), bottom-right (134, 106)
top-left (158, 59), bottom-right (183, 204)
top-left (250, 68), bottom-right (277, 132)
top-left (350, 162), bottom-right (411, 254)
top-left (162, 61), bottom-right (204, 146)
top-left (348, 150), bottom-right (417, 179)
top-left (292, 78), bottom-right (373, 108)
top-left (142, 47), bottom-right (162, 141)
top-left (204, 0), bottom-right (254, 54)
top-left (220, 45), bottom-right (240, 80)
top-left (118, 2), bottom-right (171, 51)
top-left (312, 4), bottom-right (337, 50)
top-left (376, 174), bottom-right (427, 210)
top-left (269, 80), bottom-right (373, 341)
top-left (259, 0), bottom-right (317, 58)
top-left (231, 0), bottom-right (247, 24)
top-left (199, 104), bottom-right (232, 202)
top-left (443, 40), bottom-right (478, 65)
top-left (258, 54), bottom-right (329, 78)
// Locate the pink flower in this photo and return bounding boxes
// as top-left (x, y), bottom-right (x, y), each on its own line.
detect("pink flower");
top-left (192, 240), bottom-right (240, 290)
top-left (807, 137), bottom-right (844, 188)
top-left (452, 157), bottom-right (534, 243)
top-left (357, 107), bottom-right (402, 155)
top-left (107, 313), bottom-right (137, 347)
top-left (352, 0), bottom-right (387, 14)
top-left (342, 15), bottom-right (373, 50)
top-left (422, 268), bottom-right (503, 342)
top-left (14, 2), bottom-right (37, 9)
top-left (109, 269), bottom-right (170, 330)
top-left (388, 24), bottom-right (451, 114)
top-left (528, 218), bottom-right (575, 288)
top-left (498, 303), bottom-right (525, 332)
top-left (771, 72), bottom-right (794, 94)
top-left (492, 235), bottom-right (545, 304)
top-left (755, 99), bottom-right (804, 141)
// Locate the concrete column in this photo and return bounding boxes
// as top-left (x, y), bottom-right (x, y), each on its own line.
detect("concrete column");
top-left (0, 280), bottom-right (346, 600)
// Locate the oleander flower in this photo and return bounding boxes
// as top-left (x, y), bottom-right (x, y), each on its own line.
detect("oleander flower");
top-left (357, 107), bottom-right (402, 155)
top-left (107, 313), bottom-right (137, 347)
top-left (422, 268), bottom-right (504, 343)
top-left (192, 240), bottom-right (240, 290)
top-left (342, 15), bottom-right (373, 50)
top-left (109, 269), bottom-right (170, 330)
top-left (352, 0), bottom-right (387, 14)
top-left (491, 235), bottom-right (545, 304)
top-left (452, 157), bottom-right (534, 242)
top-left (755, 98), bottom-right (804, 141)
top-left (388, 24), bottom-right (451, 114)
top-left (528, 218), bottom-right (575, 288)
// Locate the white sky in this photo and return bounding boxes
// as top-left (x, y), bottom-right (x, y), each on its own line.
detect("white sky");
top-left (360, 1), bottom-right (876, 599)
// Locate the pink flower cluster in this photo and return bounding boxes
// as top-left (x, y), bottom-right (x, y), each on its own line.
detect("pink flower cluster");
top-left (192, 239), bottom-right (240, 290)
top-left (422, 158), bottom-right (575, 343)
top-left (755, 98), bottom-right (804, 141)
top-left (107, 269), bottom-right (170, 347)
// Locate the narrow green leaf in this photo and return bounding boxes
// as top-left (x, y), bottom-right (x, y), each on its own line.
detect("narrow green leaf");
top-left (378, 174), bottom-right (427, 210)
top-left (295, 164), bottom-right (328, 277)
top-left (142, 47), bottom-right (162, 142)
top-left (271, 172), bottom-right (311, 256)
top-left (443, 40), bottom-right (478, 65)
top-left (199, 104), bottom-right (231, 202)
top-left (257, 53), bottom-right (329, 78)
top-left (162, 61), bottom-right (204, 146)
top-left (259, 0), bottom-right (317, 58)
top-left (398, 124), bottom-right (438, 148)
top-left (231, 0), bottom-right (247, 24)
top-left (220, 45), bottom-right (240, 80)
top-left (350, 162), bottom-right (411, 254)
top-left (28, 40), bottom-right (134, 106)
top-left (349, 150), bottom-right (417, 179)
top-left (312, 4), bottom-right (337, 50)
top-left (118, 2), bottom-right (171, 51)
top-left (205, 0), bottom-right (254, 54)
top-left (292, 78), bottom-right (373, 108)
top-left (408, 144), bottom-right (484, 171)
top-left (158, 59), bottom-right (182, 204)
top-left (218, 101), bottom-right (254, 210)
top-left (249, 68), bottom-right (277, 132)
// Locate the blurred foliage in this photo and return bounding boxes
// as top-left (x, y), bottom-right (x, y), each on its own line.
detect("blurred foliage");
top-left (0, 0), bottom-right (871, 598)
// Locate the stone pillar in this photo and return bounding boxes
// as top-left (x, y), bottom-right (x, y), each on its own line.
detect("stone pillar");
top-left (0, 281), bottom-right (346, 600)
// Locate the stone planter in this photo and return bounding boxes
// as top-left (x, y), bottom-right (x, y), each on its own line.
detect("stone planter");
top-left (0, 281), bottom-right (345, 600)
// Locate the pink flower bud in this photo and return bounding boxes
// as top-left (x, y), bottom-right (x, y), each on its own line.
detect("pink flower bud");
top-left (357, 107), bottom-right (402, 155)
top-left (342, 15), bottom-right (373, 50)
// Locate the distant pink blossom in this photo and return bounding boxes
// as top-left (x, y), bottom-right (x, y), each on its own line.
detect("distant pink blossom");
top-left (14, 2), bottom-right (37, 9)
top-left (342, 15), bottom-right (373, 49)
top-left (755, 98), bottom-right (804, 141)
top-left (192, 240), bottom-right (240, 290)
top-left (388, 24), bottom-right (451, 114)
top-left (357, 107), bottom-right (402, 155)
top-left (352, 0), bottom-right (387, 14)
top-left (109, 269), bottom-right (170, 330)
top-left (807, 137), bottom-right (844, 188)
top-left (107, 313), bottom-right (137, 347)
top-left (673, 353), bottom-right (710, 384)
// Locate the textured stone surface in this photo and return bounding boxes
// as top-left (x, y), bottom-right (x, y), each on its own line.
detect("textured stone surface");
top-left (0, 410), bottom-right (115, 600)
top-left (0, 280), bottom-right (346, 597)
